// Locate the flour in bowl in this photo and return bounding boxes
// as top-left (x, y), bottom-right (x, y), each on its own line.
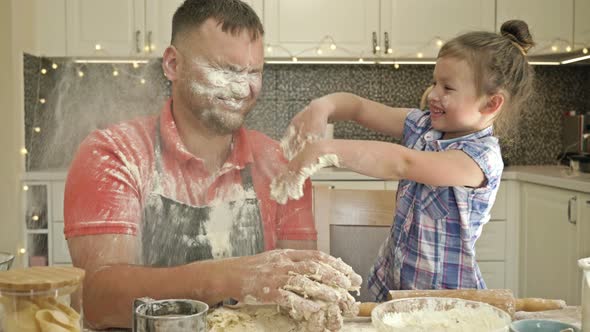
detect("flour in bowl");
top-left (379, 301), bottom-right (509, 332)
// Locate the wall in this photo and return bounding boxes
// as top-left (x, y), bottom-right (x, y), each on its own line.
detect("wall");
top-left (0, 0), bottom-right (36, 267)
top-left (23, 54), bottom-right (590, 170)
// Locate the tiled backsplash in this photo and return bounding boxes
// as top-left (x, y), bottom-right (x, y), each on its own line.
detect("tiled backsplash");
top-left (24, 53), bottom-right (590, 170)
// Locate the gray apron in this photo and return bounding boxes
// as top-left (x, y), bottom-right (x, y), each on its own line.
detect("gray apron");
top-left (141, 120), bottom-right (265, 267)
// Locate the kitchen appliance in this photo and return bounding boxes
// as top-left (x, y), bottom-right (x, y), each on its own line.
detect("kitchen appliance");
top-left (132, 297), bottom-right (208, 332)
top-left (563, 112), bottom-right (590, 154)
top-left (580, 257), bottom-right (590, 332)
top-left (358, 289), bottom-right (566, 317)
top-left (0, 252), bottom-right (14, 271)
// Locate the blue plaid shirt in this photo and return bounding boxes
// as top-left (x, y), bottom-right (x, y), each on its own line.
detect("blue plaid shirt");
top-left (368, 109), bottom-right (504, 301)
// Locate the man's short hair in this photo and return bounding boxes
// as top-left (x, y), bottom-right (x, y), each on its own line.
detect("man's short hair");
top-left (171, 0), bottom-right (264, 45)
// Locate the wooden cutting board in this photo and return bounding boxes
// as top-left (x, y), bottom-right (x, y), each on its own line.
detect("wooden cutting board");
top-left (0, 266), bottom-right (85, 293)
top-left (358, 289), bottom-right (566, 317)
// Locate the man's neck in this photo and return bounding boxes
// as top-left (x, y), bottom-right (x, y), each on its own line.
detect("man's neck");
top-left (171, 100), bottom-right (234, 174)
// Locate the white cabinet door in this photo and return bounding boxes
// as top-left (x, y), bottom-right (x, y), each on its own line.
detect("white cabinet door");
top-left (479, 262), bottom-right (505, 289)
top-left (66, 0), bottom-right (145, 56)
top-left (51, 181), bottom-right (65, 221)
top-left (52, 222), bottom-right (72, 264)
top-left (497, 0), bottom-right (574, 55)
top-left (575, 0), bottom-right (590, 48)
top-left (520, 184), bottom-right (579, 305)
top-left (145, 0), bottom-right (185, 57)
top-left (264, 0), bottom-right (380, 58)
top-left (34, 0), bottom-right (67, 56)
top-left (380, 0), bottom-right (495, 59)
top-left (475, 221), bottom-right (506, 261)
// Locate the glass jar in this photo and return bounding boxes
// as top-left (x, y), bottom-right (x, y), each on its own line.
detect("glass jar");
top-left (0, 266), bottom-right (84, 332)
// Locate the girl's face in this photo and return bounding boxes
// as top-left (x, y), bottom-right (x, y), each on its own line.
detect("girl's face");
top-left (428, 56), bottom-right (489, 139)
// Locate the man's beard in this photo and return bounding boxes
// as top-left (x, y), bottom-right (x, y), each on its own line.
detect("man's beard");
top-left (199, 106), bottom-right (245, 135)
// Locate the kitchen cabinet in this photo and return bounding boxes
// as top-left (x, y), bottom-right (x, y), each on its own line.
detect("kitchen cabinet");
top-left (575, 0), bottom-right (590, 48)
top-left (65, 0), bottom-right (263, 57)
top-left (496, 0), bottom-right (574, 55)
top-left (380, 0), bottom-right (495, 59)
top-left (519, 183), bottom-right (590, 305)
top-left (21, 172), bottom-right (70, 267)
top-left (32, 0), bottom-right (67, 56)
top-left (263, 0), bottom-right (380, 58)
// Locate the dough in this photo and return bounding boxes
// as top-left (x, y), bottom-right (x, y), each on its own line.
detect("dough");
top-left (208, 306), bottom-right (299, 332)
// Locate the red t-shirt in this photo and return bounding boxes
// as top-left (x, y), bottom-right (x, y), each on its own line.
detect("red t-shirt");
top-left (64, 99), bottom-right (316, 250)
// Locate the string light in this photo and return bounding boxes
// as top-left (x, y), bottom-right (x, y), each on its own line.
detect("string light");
top-left (436, 39), bottom-right (444, 47)
top-left (316, 48), bottom-right (323, 55)
top-left (394, 63), bottom-right (400, 69)
top-left (583, 48), bottom-right (589, 54)
top-left (358, 58), bottom-right (364, 62)
top-left (40, 68), bottom-right (47, 75)
top-left (113, 69), bottom-right (119, 77)
top-left (375, 45), bottom-right (381, 52)
top-left (387, 48), bottom-right (393, 54)
top-left (19, 248), bottom-right (26, 255)
top-left (133, 62), bottom-right (140, 68)
top-left (32, 215), bottom-right (39, 221)
top-left (150, 44), bottom-right (156, 51)
top-left (20, 148), bottom-right (28, 155)
top-left (95, 44), bottom-right (102, 50)
top-left (330, 43), bottom-right (337, 50)
top-left (39, 98), bottom-right (46, 104)
top-left (292, 57), bottom-right (298, 62)
top-left (34, 127), bottom-right (41, 133)
top-left (144, 45), bottom-right (150, 52)
top-left (78, 70), bottom-right (85, 77)
top-left (266, 46), bottom-right (273, 53)
top-left (52, 63), bottom-right (58, 69)
top-left (566, 46), bottom-right (572, 52)
top-left (23, 185), bottom-right (29, 191)
top-left (417, 52), bottom-right (424, 58)
top-left (551, 45), bottom-right (558, 52)
top-left (140, 78), bottom-right (146, 84)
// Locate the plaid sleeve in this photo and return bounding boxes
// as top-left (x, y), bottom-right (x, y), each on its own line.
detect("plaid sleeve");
top-left (446, 137), bottom-right (504, 191)
top-left (402, 109), bottom-right (432, 148)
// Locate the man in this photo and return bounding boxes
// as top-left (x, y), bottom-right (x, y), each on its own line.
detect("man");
top-left (64, 0), bottom-right (360, 329)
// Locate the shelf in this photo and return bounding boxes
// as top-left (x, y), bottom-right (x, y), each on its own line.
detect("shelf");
top-left (26, 229), bottom-right (49, 234)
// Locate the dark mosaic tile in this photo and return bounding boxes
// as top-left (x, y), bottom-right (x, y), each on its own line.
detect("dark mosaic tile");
top-left (258, 65), bottom-right (277, 100)
top-left (381, 65), bottom-right (433, 108)
top-left (275, 64), bottom-right (359, 101)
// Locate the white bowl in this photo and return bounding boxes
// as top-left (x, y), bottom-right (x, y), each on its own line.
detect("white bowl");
top-left (371, 297), bottom-right (512, 332)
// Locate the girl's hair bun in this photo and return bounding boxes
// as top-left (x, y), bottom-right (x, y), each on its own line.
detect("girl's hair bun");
top-left (500, 20), bottom-right (535, 54)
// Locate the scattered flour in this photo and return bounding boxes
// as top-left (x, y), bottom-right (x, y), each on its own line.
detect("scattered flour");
top-left (378, 302), bottom-right (509, 332)
top-left (208, 306), bottom-right (299, 332)
top-left (270, 154), bottom-right (340, 204)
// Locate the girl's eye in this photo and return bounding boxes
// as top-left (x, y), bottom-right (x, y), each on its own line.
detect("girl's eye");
top-left (444, 86), bottom-right (454, 91)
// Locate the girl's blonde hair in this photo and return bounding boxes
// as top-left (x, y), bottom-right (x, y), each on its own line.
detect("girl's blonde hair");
top-left (438, 20), bottom-right (535, 137)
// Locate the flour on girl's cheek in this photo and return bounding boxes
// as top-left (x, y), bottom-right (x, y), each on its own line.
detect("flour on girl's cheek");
top-left (270, 154), bottom-right (340, 205)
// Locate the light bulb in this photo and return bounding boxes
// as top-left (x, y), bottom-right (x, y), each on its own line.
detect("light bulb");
top-left (292, 57), bottom-right (298, 62)
top-left (39, 98), bottom-right (46, 104)
top-left (316, 48), bottom-right (323, 55)
top-left (23, 185), bottom-right (29, 191)
top-left (78, 71), bottom-right (84, 77)
top-left (266, 46), bottom-right (273, 53)
top-left (583, 48), bottom-right (589, 54)
top-left (52, 63), bottom-right (58, 69)
top-left (551, 45), bottom-right (558, 52)
top-left (133, 62), bottom-right (139, 68)
top-left (417, 52), bottom-right (423, 58)
top-left (330, 43), bottom-right (336, 50)
top-left (34, 127), bottom-right (41, 133)
top-left (375, 45), bottom-right (381, 51)
top-left (387, 48), bottom-right (393, 54)
top-left (95, 44), bottom-right (102, 50)
top-left (436, 39), bottom-right (444, 47)
top-left (150, 44), bottom-right (156, 51)
top-left (41, 68), bottom-right (47, 75)
top-left (566, 46), bottom-right (572, 52)
top-left (394, 63), bottom-right (400, 69)
top-left (144, 45), bottom-right (150, 52)
top-left (32, 215), bottom-right (39, 221)
top-left (113, 70), bottom-right (119, 77)
top-left (140, 78), bottom-right (146, 84)
top-left (20, 148), bottom-right (28, 155)
top-left (19, 248), bottom-right (26, 255)
top-left (358, 58), bottom-right (364, 62)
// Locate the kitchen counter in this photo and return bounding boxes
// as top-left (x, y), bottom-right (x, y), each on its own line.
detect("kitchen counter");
top-left (312, 165), bottom-right (590, 193)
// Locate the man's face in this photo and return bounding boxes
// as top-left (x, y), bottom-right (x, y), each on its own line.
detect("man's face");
top-left (174, 19), bottom-right (264, 134)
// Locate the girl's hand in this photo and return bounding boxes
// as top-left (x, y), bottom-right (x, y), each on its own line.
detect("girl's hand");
top-left (270, 141), bottom-right (340, 204)
top-left (280, 97), bottom-right (335, 161)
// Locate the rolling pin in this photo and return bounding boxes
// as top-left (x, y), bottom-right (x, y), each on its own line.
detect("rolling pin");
top-left (358, 289), bottom-right (566, 317)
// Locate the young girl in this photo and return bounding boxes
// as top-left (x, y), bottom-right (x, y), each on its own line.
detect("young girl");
top-left (274, 20), bottom-right (535, 301)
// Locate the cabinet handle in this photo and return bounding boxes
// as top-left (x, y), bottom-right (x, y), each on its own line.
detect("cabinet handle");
top-left (384, 32), bottom-right (390, 54)
top-left (135, 30), bottom-right (141, 53)
top-left (568, 196), bottom-right (577, 224)
top-left (372, 31), bottom-right (378, 54)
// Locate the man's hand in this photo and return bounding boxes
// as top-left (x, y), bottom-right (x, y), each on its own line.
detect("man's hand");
top-left (226, 249), bottom-right (362, 331)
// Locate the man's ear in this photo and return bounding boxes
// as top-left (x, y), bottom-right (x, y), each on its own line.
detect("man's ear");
top-left (481, 93), bottom-right (505, 115)
top-left (162, 45), bottom-right (179, 81)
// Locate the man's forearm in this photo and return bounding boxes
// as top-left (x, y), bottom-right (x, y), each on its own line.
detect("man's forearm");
top-left (84, 259), bottom-right (230, 329)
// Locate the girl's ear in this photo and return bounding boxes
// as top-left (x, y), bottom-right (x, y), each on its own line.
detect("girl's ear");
top-left (481, 93), bottom-right (505, 115)
top-left (162, 45), bottom-right (180, 81)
